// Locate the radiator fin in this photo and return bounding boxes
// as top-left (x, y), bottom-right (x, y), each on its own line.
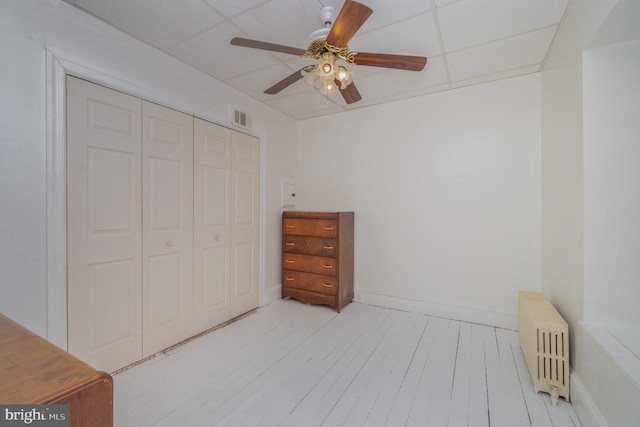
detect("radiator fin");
top-left (519, 291), bottom-right (570, 403)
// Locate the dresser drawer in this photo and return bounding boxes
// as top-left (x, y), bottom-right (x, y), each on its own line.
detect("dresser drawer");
top-left (282, 253), bottom-right (337, 276)
top-left (283, 235), bottom-right (337, 257)
top-left (283, 218), bottom-right (338, 237)
top-left (282, 287), bottom-right (336, 308)
top-left (282, 270), bottom-right (337, 295)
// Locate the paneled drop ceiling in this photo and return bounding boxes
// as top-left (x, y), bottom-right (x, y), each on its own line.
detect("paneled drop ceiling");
top-left (62, 0), bottom-right (569, 120)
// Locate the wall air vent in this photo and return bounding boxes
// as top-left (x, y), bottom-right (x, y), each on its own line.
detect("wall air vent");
top-left (230, 106), bottom-right (252, 130)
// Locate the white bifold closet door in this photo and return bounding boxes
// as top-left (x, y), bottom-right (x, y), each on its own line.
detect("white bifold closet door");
top-left (193, 119), bottom-right (260, 331)
top-left (67, 77), bottom-right (143, 371)
top-left (67, 79), bottom-right (195, 368)
top-left (193, 120), bottom-right (231, 331)
top-left (228, 130), bottom-right (260, 317)
top-left (67, 77), bottom-right (259, 373)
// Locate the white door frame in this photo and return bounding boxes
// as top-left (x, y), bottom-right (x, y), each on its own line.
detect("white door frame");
top-left (45, 50), bottom-right (265, 350)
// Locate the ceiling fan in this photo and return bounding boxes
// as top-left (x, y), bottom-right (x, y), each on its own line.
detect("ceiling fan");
top-left (230, 0), bottom-right (428, 104)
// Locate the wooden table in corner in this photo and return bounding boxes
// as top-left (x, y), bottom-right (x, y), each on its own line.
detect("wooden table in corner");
top-left (0, 314), bottom-right (113, 427)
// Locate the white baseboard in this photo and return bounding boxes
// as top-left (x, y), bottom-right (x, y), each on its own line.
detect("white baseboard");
top-left (264, 284), bottom-right (282, 306)
top-left (354, 288), bottom-right (518, 330)
top-left (570, 370), bottom-right (607, 427)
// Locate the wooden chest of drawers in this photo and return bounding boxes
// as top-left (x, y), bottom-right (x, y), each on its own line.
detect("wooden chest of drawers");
top-left (282, 211), bottom-right (354, 312)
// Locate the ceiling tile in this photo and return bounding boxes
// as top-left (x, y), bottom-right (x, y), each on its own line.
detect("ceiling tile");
top-left (451, 64), bottom-right (540, 89)
top-left (265, 90), bottom-right (345, 118)
top-left (231, 0), bottom-right (321, 49)
top-left (73, 0), bottom-right (224, 50)
top-left (351, 55), bottom-right (449, 102)
top-left (446, 26), bottom-right (556, 81)
top-left (346, 0), bottom-right (432, 32)
top-left (350, 12), bottom-right (440, 58)
top-left (168, 21), bottom-right (281, 80)
top-left (438, 0), bottom-right (568, 52)
top-left (225, 63), bottom-right (310, 101)
top-left (345, 83), bottom-right (450, 110)
top-left (203, 0), bottom-right (270, 17)
top-left (434, 0), bottom-right (459, 7)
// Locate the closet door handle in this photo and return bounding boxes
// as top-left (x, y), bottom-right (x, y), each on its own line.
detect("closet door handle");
top-left (166, 240), bottom-right (174, 248)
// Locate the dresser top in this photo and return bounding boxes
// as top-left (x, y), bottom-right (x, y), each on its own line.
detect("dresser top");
top-left (283, 211), bottom-right (353, 219)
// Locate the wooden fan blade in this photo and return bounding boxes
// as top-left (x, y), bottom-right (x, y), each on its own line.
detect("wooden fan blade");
top-left (264, 69), bottom-right (305, 94)
top-left (353, 52), bottom-right (427, 71)
top-left (325, 0), bottom-right (373, 48)
top-left (336, 80), bottom-right (362, 104)
top-left (231, 37), bottom-right (306, 56)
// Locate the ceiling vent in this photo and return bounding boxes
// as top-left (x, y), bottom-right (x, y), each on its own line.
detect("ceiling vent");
top-left (230, 106), bottom-right (252, 130)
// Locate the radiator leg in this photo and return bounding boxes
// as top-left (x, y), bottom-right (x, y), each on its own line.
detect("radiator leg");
top-left (550, 386), bottom-right (560, 406)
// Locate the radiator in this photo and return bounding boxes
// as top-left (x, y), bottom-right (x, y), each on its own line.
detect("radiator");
top-left (518, 291), bottom-right (570, 404)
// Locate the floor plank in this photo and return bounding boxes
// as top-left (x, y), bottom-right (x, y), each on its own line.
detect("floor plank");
top-left (113, 300), bottom-right (582, 427)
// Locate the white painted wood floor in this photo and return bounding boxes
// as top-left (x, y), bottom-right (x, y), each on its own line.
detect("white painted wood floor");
top-left (113, 299), bottom-right (582, 427)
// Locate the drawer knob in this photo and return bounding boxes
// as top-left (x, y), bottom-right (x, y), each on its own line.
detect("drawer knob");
top-left (285, 276), bottom-right (294, 281)
top-left (323, 264), bottom-right (334, 269)
top-left (323, 226), bottom-right (334, 230)
top-left (285, 259), bottom-right (294, 264)
top-left (322, 283), bottom-right (333, 288)
top-left (323, 245), bottom-right (334, 250)
top-left (285, 242), bottom-right (295, 246)
top-left (285, 225), bottom-right (295, 228)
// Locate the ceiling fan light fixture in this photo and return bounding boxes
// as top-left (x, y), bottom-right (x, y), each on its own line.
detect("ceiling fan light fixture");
top-left (318, 53), bottom-right (335, 78)
top-left (319, 78), bottom-right (337, 96)
top-left (302, 67), bottom-right (320, 87)
top-left (335, 65), bottom-right (353, 89)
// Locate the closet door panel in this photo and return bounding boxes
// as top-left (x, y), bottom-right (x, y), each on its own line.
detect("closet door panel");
top-left (142, 101), bottom-right (194, 357)
top-left (193, 119), bottom-right (231, 330)
top-left (67, 76), bottom-right (143, 372)
top-left (230, 132), bottom-right (260, 317)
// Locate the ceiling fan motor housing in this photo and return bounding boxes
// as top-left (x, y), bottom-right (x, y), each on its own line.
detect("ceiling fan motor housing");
top-left (307, 6), bottom-right (336, 45)
top-left (320, 6), bottom-right (336, 27)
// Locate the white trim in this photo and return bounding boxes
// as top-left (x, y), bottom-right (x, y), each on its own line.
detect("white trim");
top-left (581, 322), bottom-right (640, 390)
top-left (46, 51), bottom-right (118, 350)
top-left (258, 135), bottom-right (267, 308)
top-left (265, 284), bottom-right (282, 306)
top-left (570, 370), bottom-right (608, 427)
top-left (45, 51), bottom-right (68, 349)
top-left (354, 288), bottom-right (519, 330)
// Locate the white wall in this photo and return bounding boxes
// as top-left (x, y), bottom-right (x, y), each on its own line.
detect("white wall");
top-left (583, 39), bottom-right (640, 355)
top-left (541, 0), bottom-right (640, 425)
top-left (297, 74), bottom-right (542, 327)
top-left (0, 0), bottom-right (298, 337)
